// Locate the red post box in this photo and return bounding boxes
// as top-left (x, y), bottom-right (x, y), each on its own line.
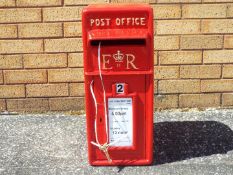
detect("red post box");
top-left (82, 5), bottom-right (154, 166)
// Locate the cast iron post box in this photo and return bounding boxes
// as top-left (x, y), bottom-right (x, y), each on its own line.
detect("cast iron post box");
top-left (82, 5), bottom-right (154, 165)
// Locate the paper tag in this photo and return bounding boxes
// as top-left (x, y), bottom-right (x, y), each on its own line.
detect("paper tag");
top-left (108, 98), bottom-right (133, 147)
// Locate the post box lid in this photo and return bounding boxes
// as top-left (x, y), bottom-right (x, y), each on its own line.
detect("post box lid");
top-left (82, 4), bottom-right (153, 32)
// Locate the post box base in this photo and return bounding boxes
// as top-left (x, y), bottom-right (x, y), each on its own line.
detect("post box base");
top-left (90, 158), bottom-right (153, 166)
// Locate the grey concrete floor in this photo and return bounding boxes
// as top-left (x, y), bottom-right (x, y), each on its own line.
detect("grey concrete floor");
top-left (0, 109), bottom-right (233, 175)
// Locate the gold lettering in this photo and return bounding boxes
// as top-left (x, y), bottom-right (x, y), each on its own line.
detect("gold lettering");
top-left (121, 18), bottom-right (125, 25)
top-left (115, 18), bottom-right (121, 26)
top-left (106, 18), bottom-right (111, 26)
top-left (100, 19), bottom-right (105, 26)
top-left (126, 54), bottom-right (138, 70)
top-left (96, 19), bottom-right (100, 26)
top-left (126, 18), bottom-right (131, 25)
top-left (141, 18), bottom-right (146, 25)
top-left (90, 19), bottom-right (95, 26)
top-left (102, 54), bottom-right (112, 70)
top-left (135, 18), bottom-right (140, 25)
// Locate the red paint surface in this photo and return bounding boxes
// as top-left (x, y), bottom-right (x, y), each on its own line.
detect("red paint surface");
top-left (82, 5), bottom-right (154, 166)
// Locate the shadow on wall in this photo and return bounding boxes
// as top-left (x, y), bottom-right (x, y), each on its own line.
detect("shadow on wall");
top-left (153, 121), bottom-right (233, 165)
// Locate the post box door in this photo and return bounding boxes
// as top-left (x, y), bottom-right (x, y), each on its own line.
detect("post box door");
top-left (92, 75), bottom-right (146, 160)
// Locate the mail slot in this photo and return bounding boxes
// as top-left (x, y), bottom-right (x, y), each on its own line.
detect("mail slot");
top-left (82, 5), bottom-right (154, 166)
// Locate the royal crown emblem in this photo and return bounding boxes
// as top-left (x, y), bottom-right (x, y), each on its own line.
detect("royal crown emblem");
top-left (113, 50), bottom-right (124, 62)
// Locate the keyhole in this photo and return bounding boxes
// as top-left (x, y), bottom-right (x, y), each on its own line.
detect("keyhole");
top-left (99, 117), bottom-right (102, 123)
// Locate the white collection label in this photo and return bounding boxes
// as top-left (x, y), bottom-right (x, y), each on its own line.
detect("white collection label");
top-left (108, 98), bottom-right (133, 147)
